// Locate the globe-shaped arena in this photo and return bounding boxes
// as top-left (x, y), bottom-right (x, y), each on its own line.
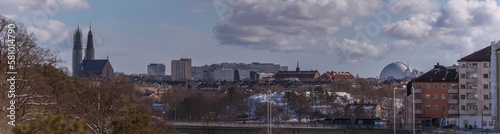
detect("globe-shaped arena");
top-left (379, 62), bottom-right (409, 81)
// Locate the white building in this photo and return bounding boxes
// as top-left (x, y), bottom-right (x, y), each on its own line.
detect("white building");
top-left (379, 62), bottom-right (422, 81)
top-left (212, 68), bottom-right (252, 81)
top-left (457, 46), bottom-right (493, 129)
top-left (191, 62), bottom-right (286, 81)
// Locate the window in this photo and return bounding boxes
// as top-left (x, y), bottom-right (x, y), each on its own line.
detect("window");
top-left (461, 63), bottom-right (465, 68)
top-left (484, 105), bottom-right (490, 110)
top-left (484, 73), bottom-right (489, 78)
top-left (434, 105), bottom-right (438, 110)
top-left (433, 84), bottom-right (438, 89)
top-left (434, 94), bottom-right (438, 100)
top-left (484, 84), bottom-right (489, 89)
top-left (471, 63), bottom-right (477, 67)
top-left (442, 84), bottom-right (446, 89)
top-left (461, 105), bottom-right (465, 110)
top-left (460, 84), bottom-right (466, 89)
top-left (417, 94), bottom-right (422, 99)
top-left (442, 94), bottom-right (446, 100)
top-left (484, 63), bottom-right (489, 68)
top-left (425, 94), bottom-right (430, 99)
top-left (417, 105), bottom-right (422, 110)
top-left (484, 95), bottom-right (489, 100)
top-left (416, 84), bottom-right (422, 89)
top-left (451, 84), bottom-right (458, 89)
top-left (461, 94), bottom-right (466, 100)
top-left (442, 105), bottom-right (446, 110)
top-left (460, 74), bottom-right (466, 78)
top-left (483, 121), bottom-right (487, 126)
top-left (426, 105), bottom-right (430, 110)
top-left (425, 84), bottom-right (430, 89)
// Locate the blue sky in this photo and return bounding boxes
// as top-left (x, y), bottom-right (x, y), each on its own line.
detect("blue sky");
top-left (2, 0), bottom-right (500, 77)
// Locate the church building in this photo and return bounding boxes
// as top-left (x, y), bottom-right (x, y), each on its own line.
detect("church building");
top-left (72, 24), bottom-right (114, 80)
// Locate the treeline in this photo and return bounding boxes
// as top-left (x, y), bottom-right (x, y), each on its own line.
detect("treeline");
top-left (159, 79), bottom-right (405, 123)
top-left (0, 15), bottom-right (175, 134)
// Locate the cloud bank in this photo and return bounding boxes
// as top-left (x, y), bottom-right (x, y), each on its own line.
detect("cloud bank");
top-left (210, 0), bottom-right (500, 63)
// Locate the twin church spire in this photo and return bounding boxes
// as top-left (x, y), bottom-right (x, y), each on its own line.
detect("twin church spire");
top-left (72, 22), bottom-right (95, 76)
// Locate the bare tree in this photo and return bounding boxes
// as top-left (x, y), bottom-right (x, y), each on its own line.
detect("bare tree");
top-left (0, 15), bottom-right (62, 133)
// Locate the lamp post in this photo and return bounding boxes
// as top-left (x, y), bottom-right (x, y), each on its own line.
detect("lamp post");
top-left (394, 87), bottom-right (396, 134)
top-left (267, 90), bottom-right (272, 134)
top-left (481, 98), bottom-right (490, 131)
top-left (412, 87), bottom-right (415, 134)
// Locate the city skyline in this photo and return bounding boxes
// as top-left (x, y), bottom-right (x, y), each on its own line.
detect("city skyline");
top-left (2, 0), bottom-right (500, 77)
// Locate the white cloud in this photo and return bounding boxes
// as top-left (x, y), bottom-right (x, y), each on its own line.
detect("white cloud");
top-left (383, 13), bottom-right (439, 39)
top-left (384, 0), bottom-right (500, 54)
top-left (0, 0), bottom-right (90, 49)
top-left (211, 0), bottom-right (385, 63)
top-left (388, 0), bottom-right (438, 14)
top-left (27, 19), bottom-right (69, 46)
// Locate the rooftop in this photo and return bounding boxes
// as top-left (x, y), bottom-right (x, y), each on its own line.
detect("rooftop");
top-left (458, 46), bottom-right (491, 62)
top-left (414, 63), bottom-right (458, 82)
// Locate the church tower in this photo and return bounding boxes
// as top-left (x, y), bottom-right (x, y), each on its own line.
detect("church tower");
top-left (72, 25), bottom-right (83, 76)
top-left (85, 22), bottom-right (95, 60)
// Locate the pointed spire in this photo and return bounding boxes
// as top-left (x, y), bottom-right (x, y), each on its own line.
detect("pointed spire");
top-left (89, 21), bottom-right (91, 31)
top-left (77, 22), bottom-right (80, 30)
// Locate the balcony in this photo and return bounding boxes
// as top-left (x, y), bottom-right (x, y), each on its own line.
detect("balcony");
top-left (464, 99), bottom-right (477, 104)
top-left (414, 99), bottom-right (422, 104)
top-left (483, 110), bottom-right (491, 115)
top-left (464, 67), bottom-right (476, 72)
top-left (448, 99), bottom-right (459, 104)
top-left (415, 109), bottom-right (423, 114)
top-left (414, 88), bottom-right (422, 93)
top-left (464, 78), bottom-right (477, 83)
top-left (465, 88), bottom-right (477, 93)
top-left (448, 88), bottom-right (458, 93)
top-left (448, 110), bottom-right (459, 114)
top-left (461, 110), bottom-right (478, 114)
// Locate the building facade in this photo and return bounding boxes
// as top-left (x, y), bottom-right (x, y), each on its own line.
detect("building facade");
top-left (147, 63), bottom-right (166, 76)
top-left (171, 58), bottom-right (192, 81)
top-left (273, 62), bottom-right (320, 82)
top-left (491, 40), bottom-right (500, 131)
top-left (413, 63), bottom-right (459, 128)
top-left (457, 46), bottom-right (493, 129)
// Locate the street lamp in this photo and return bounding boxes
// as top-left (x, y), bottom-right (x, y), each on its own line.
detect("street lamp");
top-left (393, 87), bottom-right (397, 134)
top-left (481, 98), bottom-right (491, 130)
top-left (267, 90), bottom-right (272, 134)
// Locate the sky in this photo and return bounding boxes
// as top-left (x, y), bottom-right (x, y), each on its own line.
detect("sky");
top-left (2, 0), bottom-right (500, 78)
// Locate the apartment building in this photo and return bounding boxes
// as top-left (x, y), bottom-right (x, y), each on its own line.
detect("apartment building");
top-left (457, 46), bottom-right (493, 129)
top-left (171, 58), bottom-right (192, 81)
top-left (413, 63), bottom-right (459, 127)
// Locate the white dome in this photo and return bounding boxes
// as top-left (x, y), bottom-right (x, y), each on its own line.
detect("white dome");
top-left (380, 62), bottom-right (409, 80)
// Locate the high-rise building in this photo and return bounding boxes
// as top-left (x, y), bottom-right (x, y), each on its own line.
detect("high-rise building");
top-left (457, 46), bottom-right (492, 129)
top-left (171, 58), bottom-right (192, 81)
top-left (412, 63), bottom-right (459, 127)
top-left (147, 63), bottom-right (166, 76)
